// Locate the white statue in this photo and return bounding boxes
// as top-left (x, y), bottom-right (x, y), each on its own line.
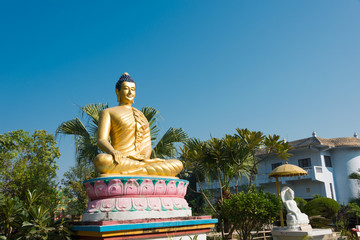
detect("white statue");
top-left (281, 186), bottom-right (309, 228)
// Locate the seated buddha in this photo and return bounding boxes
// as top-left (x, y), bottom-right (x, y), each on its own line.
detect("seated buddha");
top-left (93, 72), bottom-right (183, 177)
top-left (281, 186), bottom-right (309, 228)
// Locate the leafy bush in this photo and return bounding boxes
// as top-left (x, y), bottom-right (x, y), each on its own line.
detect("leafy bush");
top-left (294, 197), bottom-right (307, 213)
top-left (0, 190), bottom-right (72, 240)
top-left (221, 188), bottom-right (281, 240)
top-left (304, 197), bottom-right (340, 228)
top-left (304, 197), bottom-right (340, 219)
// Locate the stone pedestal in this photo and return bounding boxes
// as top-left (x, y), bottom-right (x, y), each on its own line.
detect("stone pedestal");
top-left (72, 176), bottom-right (217, 240)
top-left (272, 227), bottom-right (334, 240)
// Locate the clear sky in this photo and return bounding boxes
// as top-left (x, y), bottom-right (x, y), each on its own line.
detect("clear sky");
top-left (1, 0), bottom-right (360, 179)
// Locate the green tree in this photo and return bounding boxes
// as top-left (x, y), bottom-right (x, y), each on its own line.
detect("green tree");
top-left (61, 161), bottom-right (95, 217)
top-left (56, 103), bottom-right (109, 165)
top-left (304, 197), bottom-right (340, 228)
top-left (0, 190), bottom-right (71, 240)
top-left (221, 188), bottom-right (281, 240)
top-left (294, 197), bottom-right (307, 213)
top-left (0, 130), bottom-right (60, 210)
top-left (181, 129), bottom-right (291, 239)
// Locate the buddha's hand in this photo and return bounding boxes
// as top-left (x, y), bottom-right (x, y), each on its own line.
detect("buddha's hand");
top-left (127, 154), bottom-right (145, 160)
top-left (143, 158), bottom-right (165, 164)
top-left (110, 150), bottom-right (124, 164)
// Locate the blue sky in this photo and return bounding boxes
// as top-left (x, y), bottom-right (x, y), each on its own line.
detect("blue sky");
top-left (1, 0), bottom-right (360, 179)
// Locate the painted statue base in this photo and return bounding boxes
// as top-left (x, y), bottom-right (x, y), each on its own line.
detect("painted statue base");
top-left (272, 227), bottom-right (333, 240)
top-left (73, 176), bottom-right (217, 239)
top-left (73, 216), bottom-right (217, 240)
top-left (82, 176), bottom-right (191, 222)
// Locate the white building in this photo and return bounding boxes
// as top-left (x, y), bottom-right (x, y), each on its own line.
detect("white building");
top-left (199, 133), bottom-right (360, 204)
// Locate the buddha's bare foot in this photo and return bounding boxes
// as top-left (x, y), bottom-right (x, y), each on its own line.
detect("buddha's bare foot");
top-left (145, 159), bottom-right (183, 177)
top-left (127, 154), bottom-right (145, 160)
top-left (121, 167), bottom-right (147, 175)
top-left (143, 158), bottom-right (165, 164)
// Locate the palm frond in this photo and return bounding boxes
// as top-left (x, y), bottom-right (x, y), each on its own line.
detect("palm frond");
top-left (141, 106), bottom-right (160, 142)
top-left (80, 103), bottom-right (109, 126)
top-left (152, 127), bottom-right (188, 159)
top-left (75, 136), bottom-right (99, 164)
top-left (56, 118), bottom-right (90, 139)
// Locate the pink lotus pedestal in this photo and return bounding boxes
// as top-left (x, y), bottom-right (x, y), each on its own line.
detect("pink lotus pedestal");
top-left (73, 176), bottom-right (217, 240)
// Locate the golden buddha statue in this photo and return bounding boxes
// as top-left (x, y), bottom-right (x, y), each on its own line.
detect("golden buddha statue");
top-left (93, 72), bottom-right (183, 177)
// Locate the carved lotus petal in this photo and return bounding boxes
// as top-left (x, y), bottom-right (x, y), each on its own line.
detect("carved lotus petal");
top-left (125, 179), bottom-right (139, 195)
top-left (155, 180), bottom-right (166, 195)
top-left (108, 179), bottom-right (123, 196)
top-left (166, 181), bottom-right (177, 195)
top-left (100, 199), bottom-right (115, 212)
top-left (84, 182), bottom-right (96, 200)
top-left (132, 198), bottom-right (147, 211)
top-left (173, 198), bottom-right (183, 210)
top-left (140, 179), bottom-right (154, 195)
top-left (176, 182), bottom-right (185, 196)
top-left (94, 181), bottom-right (108, 198)
top-left (148, 198), bottom-right (161, 211)
top-left (116, 198), bottom-right (132, 211)
top-left (161, 197), bottom-right (173, 210)
top-left (87, 200), bottom-right (101, 213)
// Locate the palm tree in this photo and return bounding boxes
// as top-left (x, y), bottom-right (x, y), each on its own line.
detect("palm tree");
top-left (56, 103), bottom-right (108, 165)
top-left (56, 104), bottom-right (188, 165)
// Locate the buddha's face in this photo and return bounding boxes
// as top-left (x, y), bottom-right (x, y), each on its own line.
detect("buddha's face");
top-left (116, 81), bottom-right (136, 104)
top-left (285, 189), bottom-right (294, 201)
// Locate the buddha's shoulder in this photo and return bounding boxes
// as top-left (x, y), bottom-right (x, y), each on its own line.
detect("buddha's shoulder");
top-left (132, 107), bottom-right (145, 116)
top-left (132, 108), bottom-right (148, 125)
top-left (100, 106), bottom-right (132, 115)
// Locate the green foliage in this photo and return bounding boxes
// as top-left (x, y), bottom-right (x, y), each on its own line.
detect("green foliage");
top-left (56, 103), bottom-right (108, 165)
top-left (181, 129), bottom-right (292, 198)
top-left (304, 197), bottom-right (340, 219)
top-left (61, 161), bottom-right (96, 217)
top-left (0, 130), bottom-right (60, 211)
top-left (304, 197), bottom-right (340, 228)
top-left (335, 204), bottom-right (357, 238)
top-left (294, 197), bottom-right (307, 213)
top-left (140, 106), bottom-right (160, 144)
top-left (152, 127), bottom-right (188, 159)
top-left (349, 171), bottom-right (360, 180)
top-left (0, 190), bottom-right (71, 240)
top-left (312, 194), bottom-right (323, 199)
top-left (0, 193), bottom-right (22, 239)
top-left (221, 188), bottom-right (281, 240)
top-left (140, 106), bottom-right (188, 159)
top-left (181, 129), bottom-right (291, 239)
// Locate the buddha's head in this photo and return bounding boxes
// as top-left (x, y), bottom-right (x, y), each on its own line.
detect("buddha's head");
top-left (115, 72), bottom-right (136, 104)
top-left (281, 186), bottom-right (295, 201)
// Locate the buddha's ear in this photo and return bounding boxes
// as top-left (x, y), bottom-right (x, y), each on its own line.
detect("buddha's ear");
top-left (115, 89), bottom-right (120, 103)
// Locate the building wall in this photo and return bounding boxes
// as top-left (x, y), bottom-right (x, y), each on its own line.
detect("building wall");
top-left (331, 148), bottom-right (360, 204)
top-left (197, 144), bottom-right (360, 204)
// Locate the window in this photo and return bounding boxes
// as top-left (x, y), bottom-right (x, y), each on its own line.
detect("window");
top-left (272, 162), bottom-right (282, 170)
top-left (298, 158), bottom-right (311, 168)
top-left (324, 156), bottom-right (332, 167)
top-left (330, 183), bottom-right (334, 199)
